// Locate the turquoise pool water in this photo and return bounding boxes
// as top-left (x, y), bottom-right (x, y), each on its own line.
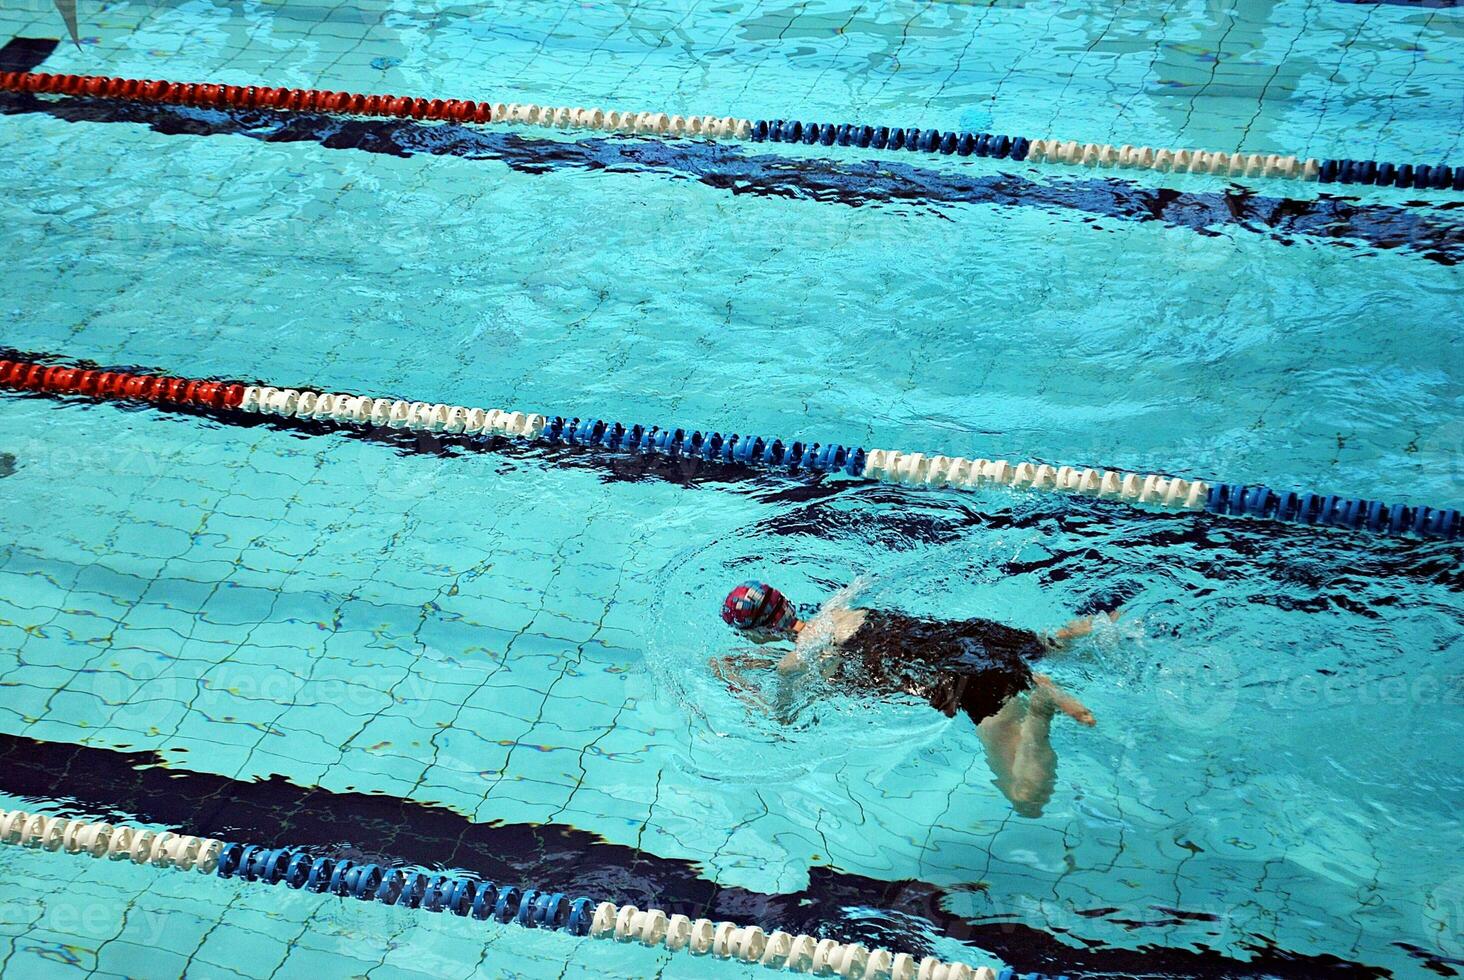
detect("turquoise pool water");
top-left (0, 1), bottom-right (1461, 977)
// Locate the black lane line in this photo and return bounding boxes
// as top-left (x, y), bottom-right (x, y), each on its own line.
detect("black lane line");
top-left (0, 37), bottom-right (57, 73)
top-left (1, 88), bottom-right (1462, 265)
top-left (4, 345), bottom-right (1460, 595)
top-left (0, 733), bottom-right (1392, 979)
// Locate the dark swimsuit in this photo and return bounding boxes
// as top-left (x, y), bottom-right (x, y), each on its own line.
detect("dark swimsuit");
top-left (830, 609), bottom-right (1046, 724)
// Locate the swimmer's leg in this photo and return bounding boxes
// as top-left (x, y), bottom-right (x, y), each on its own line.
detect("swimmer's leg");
top-left (977, 687), bottom-right (1066, 818)
top-left (976, 697), bottom-right (1027, 804)
top-left (1004, 687), bottom-right (1060, 818)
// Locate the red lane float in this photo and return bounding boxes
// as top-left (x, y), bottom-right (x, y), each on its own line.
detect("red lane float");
top-left (0, 357), bottom-right (245, 411)
top-left (0, 71), bottom-right (492, 125)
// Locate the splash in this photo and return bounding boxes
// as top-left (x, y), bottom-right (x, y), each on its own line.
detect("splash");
top-left (793, 574), bottom-right (873, 671)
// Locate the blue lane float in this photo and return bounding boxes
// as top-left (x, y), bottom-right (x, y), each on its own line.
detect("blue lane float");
top-left (3, 71), bottom-right (1459, 196)
top-left (215, 840), bottom-right (595, 932)
top-left (1, 354), bottom-right (1457, 542)
top-left (753, 118), bottom-right (1031, 163)
top-left (550, 416), bottom-right (866, 477)
top-left (1203, 483), bottom-right (1459, 537)
top-left (747, 117), bottom-right (1460, 191)
top-left (541, 413), bottom-right (1460, 540)
top-left (1320, 157), bottom-right (1464, 190)
top-left (0, 808), bottom-right (1033, 980)
top-left (213, 838), bottom-right (1048, 977)
top-left (542, 416), bottom-right (1457, 541)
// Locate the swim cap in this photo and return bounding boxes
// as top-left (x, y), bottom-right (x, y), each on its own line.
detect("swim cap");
top-left (721, 580), bottom-right (798, 633)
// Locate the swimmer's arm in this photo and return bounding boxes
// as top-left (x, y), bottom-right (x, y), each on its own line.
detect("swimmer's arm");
top-left (777, 630), bottom-right (822, 674)
top-left (1033, 673), bottom-right (1095, 726)
top-left (1042, 609), bottom-right (1122, 650)
top-left (1041, 619), bottom-right (1087, 650)
top-left (771, 671), bottom-right (803, 725)
top-left (710, 655), bottom-right (781, 717)
top-left (710, 654), bottom-right (776, 692)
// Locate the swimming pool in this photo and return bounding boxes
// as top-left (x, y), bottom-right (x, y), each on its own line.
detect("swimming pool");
top-left (0, 0), bottom-right (1460, 977)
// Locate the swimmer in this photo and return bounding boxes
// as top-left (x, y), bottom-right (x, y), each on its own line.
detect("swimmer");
top-left (711, 580), bottom-right (1117, 817)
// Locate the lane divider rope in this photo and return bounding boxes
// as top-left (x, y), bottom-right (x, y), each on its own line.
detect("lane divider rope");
top-left (0, 354), bottom-right (1456, 539)
top-left (0, 809), bottom-right (1074, 980)
top-left (1, 70), bottom-right (1459, 194)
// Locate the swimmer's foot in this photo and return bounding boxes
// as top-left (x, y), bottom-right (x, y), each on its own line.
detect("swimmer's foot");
top-left (1033, 674), bottom-right (1096, 726)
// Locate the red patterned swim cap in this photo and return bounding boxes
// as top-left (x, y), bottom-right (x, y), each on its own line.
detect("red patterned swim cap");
top-left (721, 581), bottom-right (798, 633)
